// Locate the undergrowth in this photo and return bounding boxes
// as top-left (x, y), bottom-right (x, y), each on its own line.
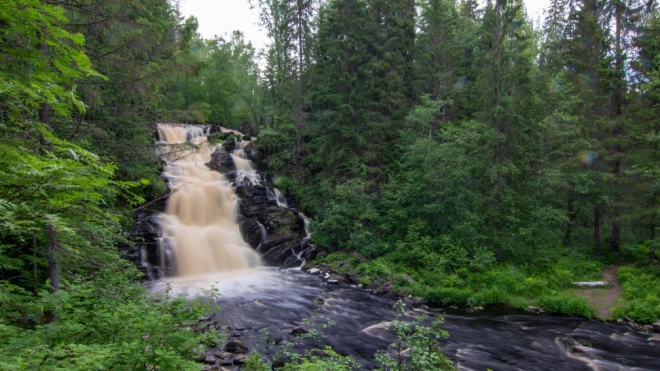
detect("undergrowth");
top-left (315, 251), bottom-right (604, 319)
top-left (612, 265), bottom-right (660, 324)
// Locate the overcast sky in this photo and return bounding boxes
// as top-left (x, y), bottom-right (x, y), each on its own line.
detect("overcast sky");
top-left (179, 0), bottom-right (551, 52)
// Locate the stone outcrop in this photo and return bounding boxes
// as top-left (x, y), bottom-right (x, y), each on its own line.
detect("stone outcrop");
top-left (205, 147), bottom-right (235, 173)
top-left (121, 196), bottom-right (168, 280)
top-left (243, 142), bottom-right (260, 163)
top-left (235, 184), bottom-right (316, 268)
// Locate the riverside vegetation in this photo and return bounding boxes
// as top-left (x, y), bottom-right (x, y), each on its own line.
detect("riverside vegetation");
top-left (1, 0), bottom-right (660, 370)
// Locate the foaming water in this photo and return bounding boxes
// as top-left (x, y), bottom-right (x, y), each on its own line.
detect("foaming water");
top-left (156, 124), bottom-right (260, 276)
top-left (232, 140), bottom-right (261, 185)
top-left (148, 267), bottom-right (298, 298)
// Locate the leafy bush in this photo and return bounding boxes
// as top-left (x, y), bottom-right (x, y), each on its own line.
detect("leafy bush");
top-left (244, 348), bottom-right (360, 371)
top-left (375, 300), bottom-right (456, 371)
top-left (0, 266), bottom-right (219, 370)
top-left (553, 256), bottom-right (603, 282)
top-left (613, 266), bottom-right (660, 323)
top-left (539, 295), bottom-right (594, 318)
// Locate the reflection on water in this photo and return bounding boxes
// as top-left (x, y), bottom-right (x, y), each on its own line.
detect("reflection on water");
top-left (149, 270), bottom-right (660, 370)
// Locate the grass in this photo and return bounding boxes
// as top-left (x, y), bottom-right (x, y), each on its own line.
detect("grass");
top-left (312, 251), bottom-right (610, 319)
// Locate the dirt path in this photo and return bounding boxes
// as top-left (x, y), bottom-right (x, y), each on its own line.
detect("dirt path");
top-left (579, 265), bottom-right (623, 319)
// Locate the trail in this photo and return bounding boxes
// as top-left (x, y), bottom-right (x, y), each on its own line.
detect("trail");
top-left (580, 265), bottom-right (624, 319)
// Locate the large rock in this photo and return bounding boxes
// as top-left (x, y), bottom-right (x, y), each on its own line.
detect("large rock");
top-left (120, 195), bottom-right (168, 280)
top-left (264, 207), bottom-right (304, 234)
top-left (223, 140), bottom-right (237, 152)
top-left (258, 232), bottom-right (316, 267)
top-left (236, 185), bottom-right (275, 220)
top-left (225, 340), bottom-right (248, 353)
top-left (239, 218), bottom-right (266, 248)
top-left (243, 142), bottom-right (260, 163)
top-left (235, 183), bottom-right (316, 267)
top-left (205, 147), bottom-right (235, 173)
top-left (238, 121), bottom-right (257, 137)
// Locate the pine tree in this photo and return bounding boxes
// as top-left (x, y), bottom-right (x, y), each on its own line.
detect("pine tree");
top-left (308, 0), bottom-right (373, 179)
top-left (414, 0), bottom-right (462, 126)
top-left (473, 0), bottom-right (539, 259)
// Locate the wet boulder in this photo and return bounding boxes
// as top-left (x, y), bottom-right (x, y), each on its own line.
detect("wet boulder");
top-left (239, 218), bottom-right (266, 248)
top-left (257, 231), bottom-right (298, 265)
top-left (243, 142), bottom-right (260, 163)
top-left (206, 147), bottom-right (235, 173)
top-left (236, 185), bottom-right (274, 221)
top-left (264, 207), bottom-right (304, 234)
top-left (120, 195), bottom-right (168, 280)
top-left (225, 340), bottom-right (248, 353)
top-left (258, 232), bottom-right (315, 268)
top-left (223, 140), bottom-right (237, 152)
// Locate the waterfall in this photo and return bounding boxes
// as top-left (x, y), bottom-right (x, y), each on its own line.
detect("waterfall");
top-left (232, 141), bottom-right (261, 185)
top-left (156, 124), bottom-right (260, 276)
top-left (266, 187), bottom-right (312, 240)
top-left (300, 213), bottom-right (312, 241)
top-left (271, 188), bottom-right (289, 208)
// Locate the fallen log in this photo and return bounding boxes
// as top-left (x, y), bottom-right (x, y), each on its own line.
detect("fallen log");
top-left (573, 281), bottom-right (607, 287)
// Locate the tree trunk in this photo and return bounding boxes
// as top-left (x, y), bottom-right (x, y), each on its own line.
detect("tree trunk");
top-left (651, 223), bottom-right (656, 265)
top-left (611, 0), bottom-right (623, 253)
top-left (38, 38), bottom-right (59, 297)
top-left (594, 202), bottom-right (601, 254)
top-left (33, 233), bottom-right (38, 296)
top-left (44, 225), bottom-right (59, 293)
top-left (563, 187), bottom-right (574, 244)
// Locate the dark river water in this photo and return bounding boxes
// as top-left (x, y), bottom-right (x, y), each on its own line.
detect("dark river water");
top-left (150, 268), bottom-right (660, 371)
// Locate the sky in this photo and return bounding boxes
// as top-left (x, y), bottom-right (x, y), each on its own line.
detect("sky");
top-left (179, 0), bottom-right (551, 52)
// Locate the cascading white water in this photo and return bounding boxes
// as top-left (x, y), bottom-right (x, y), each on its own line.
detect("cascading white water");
top-left (232, 140), bottom-right (261, 185)
top-left (272, 188), bottom-right (288, 208)
top-left (156, 124), bottom-right (260, 276)
top-left (266, 187), bottom-right (313, 240)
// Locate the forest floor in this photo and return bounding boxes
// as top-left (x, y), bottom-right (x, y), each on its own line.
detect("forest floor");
top-left (578, 265), bottom-right (624, 319)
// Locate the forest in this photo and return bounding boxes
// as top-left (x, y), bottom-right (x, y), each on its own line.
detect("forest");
top-left (1, 0), bottom-right (660, 369)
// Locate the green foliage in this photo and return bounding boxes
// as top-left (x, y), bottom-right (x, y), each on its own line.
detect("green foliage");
top-left (612, 266), bottom-right (660, 323)
top-left (0, 266), bottom-right (218, 370)
top-left (375, 300), bottom-right (455, 371)
top-left (0, 2), bottom-right (218, 369)
top-left (539, 295), bottom-right (595, 318)
top-left (0, 0), bottom-right (101, 121)
top-left (278, 347), bottom-right (361, 371)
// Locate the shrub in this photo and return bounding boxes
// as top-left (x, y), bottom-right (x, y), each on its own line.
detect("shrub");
top-left (614, 266), bottom-right (660, 323)
top-left (539, 294), bottom-right (594, 318)
top-left (375, 300), bottom-right (456, 371)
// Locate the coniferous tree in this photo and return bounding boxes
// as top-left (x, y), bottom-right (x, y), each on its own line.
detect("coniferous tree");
top-left (414, 0), bottom-right (462, 130)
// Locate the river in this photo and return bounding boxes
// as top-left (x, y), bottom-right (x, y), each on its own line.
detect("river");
top-left (149, 267), bottom-right (660, 371)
